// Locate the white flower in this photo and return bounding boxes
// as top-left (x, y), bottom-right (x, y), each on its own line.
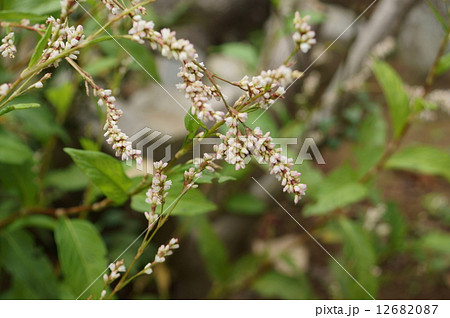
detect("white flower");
top-left (145, 161), bottom-right (171, 209)
top-left (152, 238), bottom-right (179, 264)
top-left (176, 62), bottom-right (225, 123)
top-left (235, 65), bottom-right (302, 109)
top-left (0, 32), bottom-right (17, 59)
top-left (40, 18), bottom-right (85, 66)
top-left (215, 113), bottom-right (307, 203)
top-left (0, 83), bottom-right (10, 96)
top-left (97, 88), bottom-right (142, 163)
top-left (292, 12), bottom-right (316, 53)
top-left (104, 260), bottom-right (126, 283)
top-left (143, 263), bottom-right (153, 275)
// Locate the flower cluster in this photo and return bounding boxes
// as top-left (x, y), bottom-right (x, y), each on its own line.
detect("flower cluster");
top-left (184, 153), bottom-right (218, 189)
top-left (102, 0), bottom-right (121, 15)
top-left (0, 32), bottom-right (17, 59)
top-left (292, 12), bottom-right (316, 53)
top-left (41, 18), bottom-right (85, 66)
top-left (215, 112), bottom-right (306, 203)
top-left (177, 62), bottom-right (224, 122)
top-left (97, 88), bottom-right (143, 163)
top-left (154, 238), bottom-right (179, 263)
top-left (129, 15), bottom-right (224, 122)
top-left (103, 260), bottom-right (126, 283)
top-left (214, 112), bottom-right (250, 170)
top-left (129, 15), bottom-right (197, 62)
top-left (236, 65), bottom-right (302, 108)
top-left (145, 161), bottom-right (172, 210)
top-left (141, 238), bottom-right (180, 276)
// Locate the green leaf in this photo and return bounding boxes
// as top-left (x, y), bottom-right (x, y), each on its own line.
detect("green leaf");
top-left (427, 0), bottom-right (449, 32)
top-left (331, 218), bottom-right (378, 299)
top-left (385, 145), bottom-right (450, 182)
top-left (84, 57), bottom-right (117, 77)
top-left (3, 0), bottom-right (61, 15)
top-left (419, 232), bottom-right (450, 255)
top-left (415, 231), bottom-right (450, 271)
top-left (196, 171), bottom-right (236, 184)
top-left (0, 134), bottom-right (33, 165)
top-left (0, 163), bottom-right (38, 207)
top-left (11, 104), bottom-right (67, 143)
top-left (29, 22), bottom-right (52, 67)
top-left (226, 193), bottom-right (267, 215)
top-left (55, 217), bottom-right (108, 299)
top-left (436, 52), bottom-right (450, 76)
top-left (383, 203), bottom-right (407, 252)
top-left (64, 148), bottom-right (133, 204)
top-left (0, 11), bottom-right (47, 22)
top-left (216, 42), bottom-right (259, 71)
top-left (7, 215), bottom-right (56, 232)
top-left (0, 103), bottom-right (40, 116)
top-left (45, 82), bottom-right (75, 118)
top-left (304, 182), bottom-right (368, 216)
top-left (412, 97), bottom-right (438, 114)
top-left (372, 60), bottom-right (410, 138)
top-left (79, 137), bottom-right (101, 151)
top-left (0, 230), bottom-right (60, 299)
top-left (226, 254), bottom-right (265, 290)
top-left (45, 164), bottom-right (89, 192)
top-left (189, 216), bottom-right (229, 282)
top-left (252, 271), bottom-right (313, 299)
top-left (184, 112), bottom-right (200, 134)
top-left (217, 175), bottom-right (236, 183)
top-left (354, 107), bottom-right (386, 176)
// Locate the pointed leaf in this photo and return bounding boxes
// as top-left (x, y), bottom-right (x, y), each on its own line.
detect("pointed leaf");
top-left (55, 217), bottom-right (107, 299)
top-left (28, 22), bottom-right (52, 67)
top-left (372, 61), bottom-right (410, 138)
top-left (0, 230), bottom-right (59, 299)
top-left (385, 145), bottom-right (450, 182)
top-left (64, 148), bottom-right (132, 204)
top-left (436, 52), bottom-right (450, 76)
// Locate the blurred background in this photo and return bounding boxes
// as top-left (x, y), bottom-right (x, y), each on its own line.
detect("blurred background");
top-left (0, 0), bottom-right (449, 299)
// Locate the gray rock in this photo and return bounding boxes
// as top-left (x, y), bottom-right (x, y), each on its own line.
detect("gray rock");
top-left (398, 1), bottom-right (450, 76)
top-left (118, 84), bottom-right (189, 139)
top-left (320, 4), bottom-right (357, 43)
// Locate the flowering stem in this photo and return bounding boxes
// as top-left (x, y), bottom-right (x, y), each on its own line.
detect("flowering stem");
top-left (86, 0), bottom-right (156, 41)
top-left (106, 189), bottom-right (188, 299)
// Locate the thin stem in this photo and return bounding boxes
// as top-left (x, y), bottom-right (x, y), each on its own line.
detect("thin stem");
top-left (106, 189), bottom-right (188, 299)
top-left (283, 47), bottom-right (299, 66)
top-left (424, 29), bottom-right (450, 94)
